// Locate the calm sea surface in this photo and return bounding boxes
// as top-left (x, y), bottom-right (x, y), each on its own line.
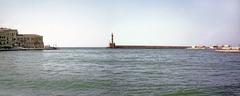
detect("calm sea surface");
top-left (0, 48), bottom-right (240, 96)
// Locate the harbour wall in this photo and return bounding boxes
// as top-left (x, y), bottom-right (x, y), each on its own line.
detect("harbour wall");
top-left (109, 45), bottom-right (191, 49)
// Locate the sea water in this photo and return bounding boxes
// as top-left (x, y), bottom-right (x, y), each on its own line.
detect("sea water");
top-left (0, 48), bottom-right (240, 96)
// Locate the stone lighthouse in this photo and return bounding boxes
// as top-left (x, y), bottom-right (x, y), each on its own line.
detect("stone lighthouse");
top-left (109, 33), bottom-right (115, 48)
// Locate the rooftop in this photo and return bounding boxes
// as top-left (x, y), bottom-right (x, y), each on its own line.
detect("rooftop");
top-left (0, 27), bottom-right (17, 32)
top-left (17, 34), bottom-right (43, 37)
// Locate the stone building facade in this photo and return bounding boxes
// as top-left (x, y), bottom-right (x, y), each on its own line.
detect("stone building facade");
top-left (16, 34), bottom-right (44, 48)
top-left (0, 28), bottom-right (44, 48)
top-left (0, 28), bottom-right (18, 48)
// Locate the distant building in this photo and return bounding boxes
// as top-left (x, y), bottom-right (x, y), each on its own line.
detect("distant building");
top-left (210, 45), bottom-right (224, 50)
top-left (192, 45), bottom-right (209, 49)
top-left (16, 34), bottom-right (44, 48)
top-left (222, 45), bottom-right (231, 50)
top-left (0, 28), bottom-right (44, 48)
top-left (231, 47), bottom-right (240, 50)
top-left (0, 28), bottom-right (18, 48)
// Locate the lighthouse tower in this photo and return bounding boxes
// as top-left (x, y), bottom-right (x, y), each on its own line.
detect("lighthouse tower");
top-left (109, 33), bottom-right (115, 48)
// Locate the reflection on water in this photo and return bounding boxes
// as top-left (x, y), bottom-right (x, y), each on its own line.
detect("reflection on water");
top-left (0, 49), bottom-right (240, 96)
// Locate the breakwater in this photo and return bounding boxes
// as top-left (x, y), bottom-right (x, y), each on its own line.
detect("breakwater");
top-left (109, 45), bottom-right (191, 49)
top-left (108, 33), bottom-right (191, 49)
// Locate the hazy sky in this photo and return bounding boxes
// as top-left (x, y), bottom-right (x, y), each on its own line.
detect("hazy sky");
top-left (0, 0), bottom-right (239, 47)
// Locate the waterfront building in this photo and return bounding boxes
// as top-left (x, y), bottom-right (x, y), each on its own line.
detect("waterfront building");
top-left (16, 34), bottom-right (44, 48)
top-left (191, 45), bottom-right (209, 49)
top-left (0, 28), bottom-right (44, 48)
top-left (209, 45), bottom-right (224, 50)
top-left (231, 47), bottom-right (240, 50)
top-left (0, 28), bottom-right (18, 48)
top-left (222, 45), bottom-right (232, 50)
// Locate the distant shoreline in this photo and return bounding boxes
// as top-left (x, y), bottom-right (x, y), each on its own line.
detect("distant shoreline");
top-left (0, 47), bottom-right (57, 51)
